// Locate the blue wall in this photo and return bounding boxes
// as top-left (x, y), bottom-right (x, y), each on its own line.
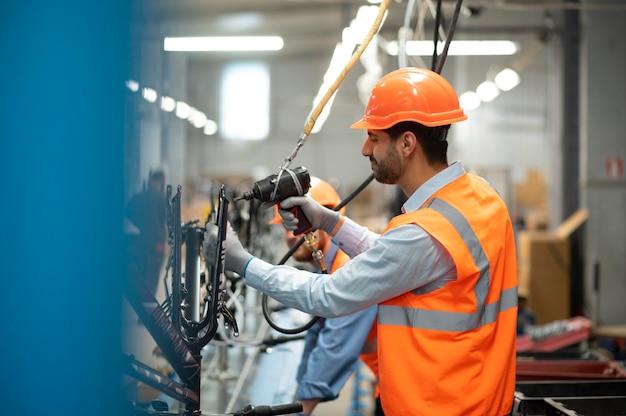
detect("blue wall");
top-left (1, 2), bottom-right (129, 415)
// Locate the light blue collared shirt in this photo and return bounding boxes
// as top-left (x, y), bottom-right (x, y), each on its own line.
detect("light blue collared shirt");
top-left (295, 244), bottom-right (377, 401)
top-left (244, 163), bottom-right (465, 318)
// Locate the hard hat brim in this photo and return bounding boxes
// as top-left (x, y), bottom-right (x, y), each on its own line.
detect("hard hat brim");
top-left (350, 112), bottom-right (468, 130)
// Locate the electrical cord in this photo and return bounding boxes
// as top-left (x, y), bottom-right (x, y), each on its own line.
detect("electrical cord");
top-left (262, 0), bottom-right (465, 334)
top-left (257, 1), bottom-right (388, 335)
top-left (259, 0), bottom-right (464, 335)
top-left (431, 0), bottom-right (443, 71)
top-left (262, 174), bottom-right (375, 334)
top-left (435, 0), bottom-right (464, 74)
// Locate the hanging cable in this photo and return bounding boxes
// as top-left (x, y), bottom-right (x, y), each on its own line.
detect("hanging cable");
top-left (262, 0), bottom-right (464, 334)
top-left (436, 0), bottom-right (464, 74)
top-left (399, 0), bottom-right (417, 68)
top-left (275, 0), bottom-right (391, 177)
top-left (265, 0), bottom-right (390, 290)
top-left (402, 0), bottom-right (450, 68)
top-left (261, 0), bottom-right (464, 336)
top-left (255, 1), bottom-right (389, 335)
top-left (431, 0), bottom-right (443, 71)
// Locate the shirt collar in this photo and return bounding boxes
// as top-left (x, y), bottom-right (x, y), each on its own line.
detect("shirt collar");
top-left (402, 161), bottom-right (466, 212)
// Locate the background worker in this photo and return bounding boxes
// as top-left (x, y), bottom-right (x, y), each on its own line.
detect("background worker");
top-left (204, 67), bottom-right (517, 415)
top-left (268, 177), bottom-right (377, 416)
top-left (125, 170), bottom-right (167, 298)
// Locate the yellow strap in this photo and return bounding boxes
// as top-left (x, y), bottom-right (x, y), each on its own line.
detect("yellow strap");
top-left (303, 0), bottom-right (391, 136)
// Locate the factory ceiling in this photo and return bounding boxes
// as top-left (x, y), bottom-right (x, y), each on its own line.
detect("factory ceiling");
top-left (133, 1), bottom-right (626, 60)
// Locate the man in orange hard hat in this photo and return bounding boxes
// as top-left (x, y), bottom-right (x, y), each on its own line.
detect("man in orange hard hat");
top-left (268, 177), bottom-right (378, 416)
top-left (204, 68), bottom-right (517, 415)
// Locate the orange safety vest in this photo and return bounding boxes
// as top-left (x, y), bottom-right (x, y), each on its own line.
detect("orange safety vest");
top-left (377, 172), bottom-right (517, 416)
top-left (329, 246), bottom-right (350, 273)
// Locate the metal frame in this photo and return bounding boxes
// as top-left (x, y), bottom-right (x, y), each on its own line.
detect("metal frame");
top-left (124, 185), bottom-right (227, 415)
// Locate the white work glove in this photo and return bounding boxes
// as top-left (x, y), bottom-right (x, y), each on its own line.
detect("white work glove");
top-left (203, 221), bottom-right (253, 276)
top-left (279, 196), bottom-right (340, 234)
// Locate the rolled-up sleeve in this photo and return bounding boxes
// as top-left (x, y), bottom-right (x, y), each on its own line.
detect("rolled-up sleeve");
top-left (245, 224), bottom-right (455, 317)
top-left (295, 306), bottom-right (377, 401)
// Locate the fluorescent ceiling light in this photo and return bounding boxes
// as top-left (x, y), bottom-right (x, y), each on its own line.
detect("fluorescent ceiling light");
top-left (160, 96), bottom-right (176, 112)
top-left (459, 91), bottom-right (481, 111)
top-left (189, 109), bottom-right (208, 129)
top-left (347, 6), bottom-right (381, 44)
top-left (494, 68), bottom-right (520, 91)
top-left (476, 81), bottom-right (500, 102)
top-left (204, 120), bottom-right (218, 136)
top-left (310, 5), bottom-right (384, 134)
top-left (386, 40), bottom-right (518, 56)
top-left (164, 36), bottom-right (284, 52)
top-left (142, 88), bottom-right (157, 103)
top-left (176, 101), bottom-right (191, 119)
top-left (125, 80), bottom-right (139, 92)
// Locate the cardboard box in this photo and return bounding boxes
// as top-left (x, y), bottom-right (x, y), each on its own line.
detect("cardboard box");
top-left (514, 169), bottom-right (547, 211)
top-left (517, 209), bottom-right (589, 324)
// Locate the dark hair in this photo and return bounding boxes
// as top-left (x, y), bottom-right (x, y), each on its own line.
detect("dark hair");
top-left (384, 121), bottom-right (450, 165)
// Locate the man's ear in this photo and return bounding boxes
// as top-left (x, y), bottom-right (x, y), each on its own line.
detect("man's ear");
top-left (399, 132), bottom-right (417, 156)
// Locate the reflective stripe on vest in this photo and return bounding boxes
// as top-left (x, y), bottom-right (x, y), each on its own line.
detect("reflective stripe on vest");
top-left (379, 197), bottom-right (517, 332)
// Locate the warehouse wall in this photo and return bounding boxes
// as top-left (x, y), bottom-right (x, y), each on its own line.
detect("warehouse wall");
top-left (185, 54), bottom-right (369, 193)
top-left (450, 48), bottom-right (551, 192)
top-left (125, 36), bottom-right (188, 199)
top-left (185, 46), bottom-right (551, 199)
top-left (161, 52), bottom-right (188, 190)
top-left (580, 9), bottom-right (626, 325)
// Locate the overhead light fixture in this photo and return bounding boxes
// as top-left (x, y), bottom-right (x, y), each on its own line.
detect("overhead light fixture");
top-left (128, 81), bottom-right (218, 133)
top-left (189, 109), bottom-right (208, 129)
top-left (386, 40), bottom-right (518, 56)
top-left (125, 80), bottom-right (139, 92)
top-left (204, 120), bottom-right (218, 136)
top-left (476, 81), bottom-right (500, 102)
top-left (310, 5), bottom-right (384, 134)
top-left (459, 91), bottom-right (481, 111)
top-left (160, 96), bottom-right (176, 112)
top-left (142, 87), bottom-right (158, 103)
top-left (164, 36), bottom-right (284, 52)
top-left (494, 68), bottom-right (520, 91)
top-left (176, 101), bottom-right (191, 119)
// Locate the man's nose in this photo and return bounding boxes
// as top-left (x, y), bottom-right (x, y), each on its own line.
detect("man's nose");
top-left (361, 137), bottom-right (372, 157)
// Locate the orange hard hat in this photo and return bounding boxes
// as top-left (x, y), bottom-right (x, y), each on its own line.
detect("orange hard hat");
top-left (268, 177), bottom-right (345, 225)
top-left (351, 67), bottom-right (467, 130)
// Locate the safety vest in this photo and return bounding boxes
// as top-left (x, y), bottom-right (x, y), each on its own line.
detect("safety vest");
top-left (377, 172), bottom-right (517, 416)
top-left (328, 245), bottom-right (349, 273)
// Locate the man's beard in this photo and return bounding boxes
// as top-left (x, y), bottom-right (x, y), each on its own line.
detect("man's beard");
top-left (370, 147), bottom-right (402, 184)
